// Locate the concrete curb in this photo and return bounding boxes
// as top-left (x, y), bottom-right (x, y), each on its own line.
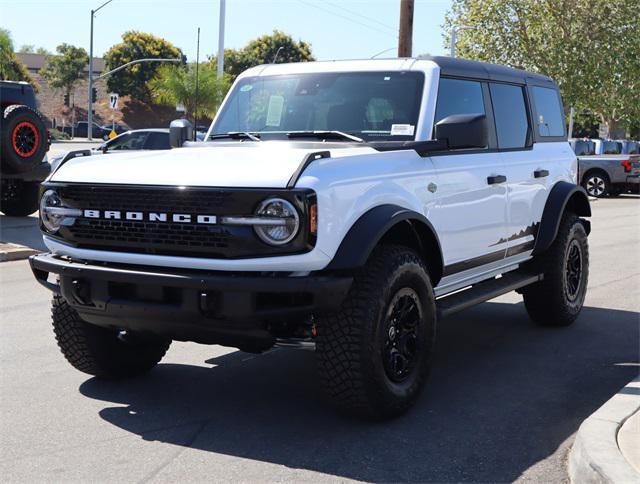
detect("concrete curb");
top-left (569, 376), bottom-right (640, 483)
top-left (0, 243), bottom-right (39, 262)
top-left (51, 139), bottom-right (102, 144)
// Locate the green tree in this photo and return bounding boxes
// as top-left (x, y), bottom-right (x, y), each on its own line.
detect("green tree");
top-left (0, 28), bottom-right (37, 88)
top-left (104, 31), bottom-right (182, 102)
top-left (149, 62), bottom-right (230, 120)
top-left (18, 45), bottom-right (50, 55)
top-left (214, 30), bottom-right (314, 81)
top-left (40, 43), bottom-right (89, 99)
top-left (444, 0), bottom-right (640, 137)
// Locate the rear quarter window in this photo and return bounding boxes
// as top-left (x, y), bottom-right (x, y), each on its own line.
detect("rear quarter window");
top-left (531, 86), bottom-right (565, 137)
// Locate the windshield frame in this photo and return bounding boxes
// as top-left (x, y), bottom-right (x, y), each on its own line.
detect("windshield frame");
top-left (209, 70), bottom-right (426, 142)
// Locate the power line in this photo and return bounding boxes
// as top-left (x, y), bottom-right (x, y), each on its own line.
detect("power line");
top-left (322, 0), bottom-right (397, 34)
top-left (299, 0), bottom-right (398, 39)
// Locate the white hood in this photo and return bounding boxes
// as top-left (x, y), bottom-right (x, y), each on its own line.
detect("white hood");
top-left (51, 142), bottom-right (377, 188)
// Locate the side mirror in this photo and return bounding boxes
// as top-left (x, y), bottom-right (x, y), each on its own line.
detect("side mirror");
top-left (435, 114), bottom-right (487, 150)
top-left (170, 119), bottom-right (193, 148)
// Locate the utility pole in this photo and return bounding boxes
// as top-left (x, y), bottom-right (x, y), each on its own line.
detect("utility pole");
top-left (88, 0), bottom-right (114, 141)
top-left (194, 27), bottom-right (200, 140)
top-left (398, 0), bottom-right (414, 57)
top-left (217, 0), bottom-right (226, 77)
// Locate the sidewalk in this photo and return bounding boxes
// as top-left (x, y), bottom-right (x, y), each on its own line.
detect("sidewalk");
top-left (569, 376), bottom-right (640, 483)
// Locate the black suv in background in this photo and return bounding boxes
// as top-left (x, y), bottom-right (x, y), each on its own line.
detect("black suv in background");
top-left (0, 81), bottom-right (50, 216)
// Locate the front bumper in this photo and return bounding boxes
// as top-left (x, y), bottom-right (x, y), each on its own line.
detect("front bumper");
top-left (30, 253), bottom-right (352, 349)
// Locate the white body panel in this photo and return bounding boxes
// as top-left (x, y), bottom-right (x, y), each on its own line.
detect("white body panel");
top-left (51, 142), bottom-right (377, 189)
top-left (428, 151), bottom-right (508, 266)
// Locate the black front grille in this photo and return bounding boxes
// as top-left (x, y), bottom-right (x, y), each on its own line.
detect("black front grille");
top-left (51, 184), bottom-right (314, 259)
top-left (59, 185), bottom-right (235, 213)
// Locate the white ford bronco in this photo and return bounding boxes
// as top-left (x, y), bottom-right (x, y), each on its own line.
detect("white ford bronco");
top-left (30, 57), bottom-right (591, 418)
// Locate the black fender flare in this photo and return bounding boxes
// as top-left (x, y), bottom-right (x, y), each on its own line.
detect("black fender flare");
top-left (326, 204), bottom-right (444, 280)
top-left (532, 181), bottom-right (591, 255)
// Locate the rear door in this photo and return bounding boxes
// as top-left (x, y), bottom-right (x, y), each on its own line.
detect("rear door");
top-left (428, 77), bottom-right (509, 275)
top-left (490, 82), bottom-right (544, 257)
top-left (499, 84), bottom-right (571, 257)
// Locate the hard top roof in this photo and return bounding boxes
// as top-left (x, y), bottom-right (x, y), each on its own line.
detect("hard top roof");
top-left (421, 56), bottom-right (555, 86)
top-left (242, 56), bottom-right (557, 88)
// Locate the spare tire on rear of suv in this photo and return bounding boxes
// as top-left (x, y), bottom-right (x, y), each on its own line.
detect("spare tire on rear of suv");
top-left (1, 105), bottom-right (48, 174)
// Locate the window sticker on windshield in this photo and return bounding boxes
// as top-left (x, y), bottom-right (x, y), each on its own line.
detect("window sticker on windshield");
top-left (266, 95), bottom-right (285, 127)
top-left (390, 124), bottom-right (415, 136)
top-left (240, 84), bottom-right (253, 92)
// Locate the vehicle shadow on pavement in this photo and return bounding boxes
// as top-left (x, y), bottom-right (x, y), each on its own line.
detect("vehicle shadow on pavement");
top-left (0, 214), bottom-right (46, 251)
top-left (79, 302), bottom-right (639, 482)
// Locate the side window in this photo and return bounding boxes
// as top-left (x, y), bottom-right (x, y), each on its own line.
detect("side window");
top-left (144, 132), bottom-right (170, 150)
top-left (434, 78), bottom-right (485, 124)
top-left (489, 83), bottom-right (530, 149)
top-left (109, 132), bottom-right (149, 150)
top-left (531, 86), bottom-right (565, 137)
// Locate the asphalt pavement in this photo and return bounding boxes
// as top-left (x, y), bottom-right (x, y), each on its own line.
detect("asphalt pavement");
top-left (0, 196), bottom-right (638, 483)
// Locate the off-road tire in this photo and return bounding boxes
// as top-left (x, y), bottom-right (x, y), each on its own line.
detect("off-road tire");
top-left (0, 105), bottom-right (48, 174)
top-left (0, 181), bottom-right (39, 216)
top-left (582, 170), bottom-right (610, 198)
top-left (522, 213), bottom-right (589, 326)
top-left (316, 245), bottom-right (436, 419)
top-left (51, 295), bottom-right (171, 378)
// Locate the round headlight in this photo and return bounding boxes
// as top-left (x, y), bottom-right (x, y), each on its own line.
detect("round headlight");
top-left (40, 189), bottom-right (63, 233)
top-left (254, 198), bottom-right (300, 245)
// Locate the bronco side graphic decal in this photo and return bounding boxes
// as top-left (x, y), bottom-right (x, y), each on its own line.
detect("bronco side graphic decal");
top-left (490, 221), bottom-right (540, 247)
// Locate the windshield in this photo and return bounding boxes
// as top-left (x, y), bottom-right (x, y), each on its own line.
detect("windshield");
top-left (212, 71), bottom-right (424, 141)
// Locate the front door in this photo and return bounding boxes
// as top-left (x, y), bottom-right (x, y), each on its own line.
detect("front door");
top-left (427, 78), bottom-right (509, 277)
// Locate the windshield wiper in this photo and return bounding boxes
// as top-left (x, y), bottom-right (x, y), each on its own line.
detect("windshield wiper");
top-left (209, 131), bottom-right (261, 141)
top-left (286, 130), bottom-right (364, 143)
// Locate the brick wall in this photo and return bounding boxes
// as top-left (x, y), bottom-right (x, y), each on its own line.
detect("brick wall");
top-left (16, 53), bottom-right (124, 129)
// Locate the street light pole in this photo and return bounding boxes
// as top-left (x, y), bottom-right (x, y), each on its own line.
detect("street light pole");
top-left (88, 0), bottom-right (114, 141)
top-left (88, 10), bottom-right (94, 140)
top-left (450, 25), bottom-right (472, 57)
top-left (217, 0), bottom-right (226, 77)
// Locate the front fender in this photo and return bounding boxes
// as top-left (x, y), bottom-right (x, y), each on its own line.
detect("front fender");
top-left (326, 204), bottom-right (443, 274)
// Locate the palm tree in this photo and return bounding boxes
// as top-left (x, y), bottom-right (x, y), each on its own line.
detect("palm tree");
top-left (150, 63), bottom-right (230, 122)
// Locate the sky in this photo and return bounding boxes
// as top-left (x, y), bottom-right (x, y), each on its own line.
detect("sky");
top-left (1, 0), bottom-right (452, 61)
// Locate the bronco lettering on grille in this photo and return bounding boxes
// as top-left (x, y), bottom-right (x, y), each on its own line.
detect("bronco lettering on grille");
top-left (82, 210), bottom-right (217, 224)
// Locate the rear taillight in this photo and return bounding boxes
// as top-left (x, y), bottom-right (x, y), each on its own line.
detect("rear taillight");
top-left (621, 159), bottom-right (632, 172)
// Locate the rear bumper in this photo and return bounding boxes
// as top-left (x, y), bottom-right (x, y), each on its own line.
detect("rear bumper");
top-left (30, 253), bottom-right (352, 348)
top-left (625, 175), bottom-right (640, 184)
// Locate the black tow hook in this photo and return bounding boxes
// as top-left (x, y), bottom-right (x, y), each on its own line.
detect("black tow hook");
top-left (71, 279), bottom-right (92, 306)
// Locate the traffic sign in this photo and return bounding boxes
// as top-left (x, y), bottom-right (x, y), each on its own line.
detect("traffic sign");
top-left (109, 93), bottom-right (119, 110)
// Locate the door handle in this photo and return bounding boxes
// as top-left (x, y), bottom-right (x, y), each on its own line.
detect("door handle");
top-left (534, 169), bottom-right (549, 178)
top-left (487, 175), bottom-right (507, 185)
